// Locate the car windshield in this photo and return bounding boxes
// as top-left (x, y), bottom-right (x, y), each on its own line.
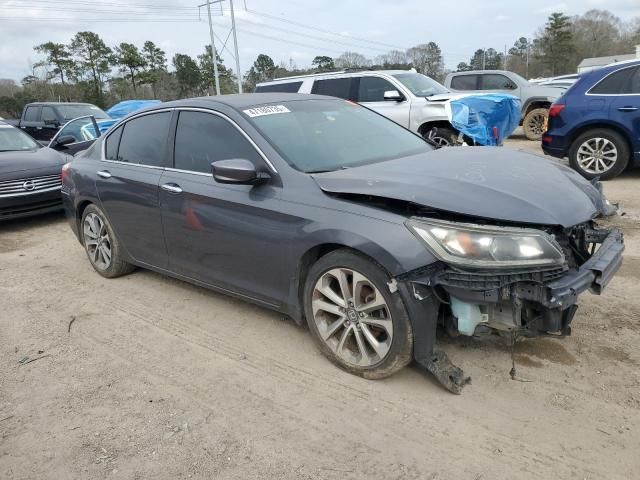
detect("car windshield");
top-left (57, 104), bottom-right (109, 121)
top-left (244, 99), bottom-right (431, 173)
top-left (0, 125), bottom-right (40, 152)
top-left (391, 72), bottom-right (449, 97)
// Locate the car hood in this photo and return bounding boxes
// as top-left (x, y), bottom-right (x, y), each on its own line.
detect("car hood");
top-left (312, 147), bottom-right (608, 227)
top-left (528, 85), bottom-right (564, 98)
top-left (0, 147), bottom-right (67, 181)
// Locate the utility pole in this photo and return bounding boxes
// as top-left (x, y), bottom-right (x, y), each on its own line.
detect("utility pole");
top-left (482, 49), bottom-right (486, 70)
top-left (204, 0), bottom-right (221, 95)
top-left (504, 44), bottom-right (507, 70)
top-left (229, 0), bottom-right (242, 93)
top-left (526, 40), bottom-right (530, 79)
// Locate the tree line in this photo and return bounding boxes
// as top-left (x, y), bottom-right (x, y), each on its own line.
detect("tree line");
top-left (0, 8), bottom-right (638, 118)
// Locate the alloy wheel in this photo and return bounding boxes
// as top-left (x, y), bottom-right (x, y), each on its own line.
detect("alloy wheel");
top-left (576, 137), bottom-right (618, 174)
top-left (83, 212), bottom-right (112, 270)
top-left (311, 268), bottom-right (393, 367)
top-left (528, 112), bottom-right (546, 137)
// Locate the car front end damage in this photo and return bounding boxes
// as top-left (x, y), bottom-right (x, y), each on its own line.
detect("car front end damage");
top-left (394, 219), bottom-right (624, 394)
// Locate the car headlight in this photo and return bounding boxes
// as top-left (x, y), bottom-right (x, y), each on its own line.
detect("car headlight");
top-left (406, 218), bottom-right (565, 268)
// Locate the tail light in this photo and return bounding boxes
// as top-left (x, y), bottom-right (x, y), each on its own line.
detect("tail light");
top-left (548, 104), bottom-right (565, 117)
top-left (61, 162), bottom-right (71, 183)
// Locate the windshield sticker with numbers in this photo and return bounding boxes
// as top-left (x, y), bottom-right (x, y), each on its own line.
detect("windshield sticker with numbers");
top-left (243, 105), bottom-right (291, 117)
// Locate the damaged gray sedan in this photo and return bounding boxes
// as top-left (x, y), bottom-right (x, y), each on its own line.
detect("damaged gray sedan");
top-left (61, 93), bottom-right (624, 393)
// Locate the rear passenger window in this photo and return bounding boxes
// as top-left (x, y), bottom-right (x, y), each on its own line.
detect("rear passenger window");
top-left (117, 112), bottom-right (171, 167)
top-left (590, 67), bottom-right (635, 95)
top-left (311, 78), bottom-right (353, 99)
top-left (173, 111), bottom-right (262, 173)
top-left (450, 75), bottom-right (478, 90)
top-left (24, 107), bottom-right (41, 122)
top-left (105, 125), bottom-right (123, 160)
top-left (626, 67), bottom-right (640, 94)
top-left (357, 76), bottom-right (397, 102)
top-left (481, 74), bottom-right (517, 90)
top-left (255, 81), bottom-right (302, 93)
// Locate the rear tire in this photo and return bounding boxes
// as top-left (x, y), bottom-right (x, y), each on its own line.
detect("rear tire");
top-left (303, 249), bottom-right (413, 380)
top-left (568, 128), bottom-right (629, 180)
top-left (523, 107), bottom-right (548, 140)
top-left (81, 204), bottom-right (135, 278)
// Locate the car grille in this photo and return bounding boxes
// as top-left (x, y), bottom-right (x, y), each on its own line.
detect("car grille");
top-left (436, 266), bottom-right (567, 290)
top-left (0, 174), bottom-right (61, 197)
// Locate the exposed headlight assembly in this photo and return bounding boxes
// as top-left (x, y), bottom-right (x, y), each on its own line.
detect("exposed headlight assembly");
top-left (406, 218), bottom-right (565, 268)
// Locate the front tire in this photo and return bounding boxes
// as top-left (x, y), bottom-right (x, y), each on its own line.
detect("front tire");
top-left (423, 127), bottom-right (458, 147)
top-left (303, 249), bottom-right (413, 379)
top-left (81, 204), bottom-right (134, 278)
top-left (568, 129), bottom-right (629, 180)
top-left (523, 107), bottom-right (548, 140)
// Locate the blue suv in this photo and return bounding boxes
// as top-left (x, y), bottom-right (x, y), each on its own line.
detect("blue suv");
top-left (542, 60), bottom-right (640, 180)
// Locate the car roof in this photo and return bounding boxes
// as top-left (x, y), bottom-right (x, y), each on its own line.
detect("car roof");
top-left (153, 93), bottom-right (339, 111)
top-left (26, 102), bottom-right (97, 106)
top-left (448, 70), bottom-right (512, 75)
top-left (256, 69), bottom-right (415, 85)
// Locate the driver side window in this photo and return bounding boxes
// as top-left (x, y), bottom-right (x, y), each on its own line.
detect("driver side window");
top-left (173, 111), bottom-right (262, 174)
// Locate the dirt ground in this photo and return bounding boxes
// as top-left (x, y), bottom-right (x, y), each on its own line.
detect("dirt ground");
top-left (1, 132), bottom-right (639, 479)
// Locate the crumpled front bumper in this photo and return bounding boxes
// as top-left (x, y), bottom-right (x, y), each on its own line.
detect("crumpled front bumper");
top-left (395, 227), bottom-right (624, 393)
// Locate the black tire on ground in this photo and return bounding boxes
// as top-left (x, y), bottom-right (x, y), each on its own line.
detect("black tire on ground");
top-left (303, 249), bottom-right (413, 380)
top-left (424, 127), bottom-right (458, 147)
top-left (522, 107), bottom-right (548, 140)
top-left (568, 128), bottom-right (630, 181)
top-left (81, 204), bottom-right (135, 278)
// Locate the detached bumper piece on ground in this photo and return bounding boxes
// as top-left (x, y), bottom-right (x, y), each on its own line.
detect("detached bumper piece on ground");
top-left (397, 224), bottom-right (624, 394)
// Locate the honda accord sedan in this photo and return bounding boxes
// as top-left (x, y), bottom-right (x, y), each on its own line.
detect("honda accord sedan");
top-left (0, 120), bottom-right (70, 221)
top-left (61, 93), bottom-right (624, 393)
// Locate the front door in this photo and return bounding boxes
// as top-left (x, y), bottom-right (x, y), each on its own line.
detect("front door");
top-left (159, 109), bottom-right (285, 305)
top-left (94, 111), bottom-right (172, 269)
top-left (356, 76), bottom-right (411, 128)
top-left (49, 116), bottom-right (100, 156)
top-left (608, 66), bottom-right (640, 158)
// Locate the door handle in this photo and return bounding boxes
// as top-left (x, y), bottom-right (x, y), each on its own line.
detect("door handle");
top-left (617, 106), bottom-right (638, 112)
top-left (97, 170), bottom-right (112, 179)
top-left (161, 183), bottom-right (183, 194)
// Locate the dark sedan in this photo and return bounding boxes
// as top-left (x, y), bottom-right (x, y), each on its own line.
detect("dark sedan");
top-left (61, 94), bottom-right (624, 393)
top-left (0, 121), bottom-right (70, 221)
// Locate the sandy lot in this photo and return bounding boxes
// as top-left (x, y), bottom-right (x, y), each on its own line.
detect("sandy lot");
top-left (1, 134), bottom-right (639, 479)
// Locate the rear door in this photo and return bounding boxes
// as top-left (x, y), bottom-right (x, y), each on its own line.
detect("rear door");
top-left (355, 75), bottom-right (410, 127)
top-left (20, 105), bottom-right (44, 140)
top-left (310, 77), bottom-right (356, 100)
top-left (159, 109), bottom-right (285, 305)
top-left (95, 110), bottom-right (172, 268)
top-left (607, 66), bottom-right (640, 152)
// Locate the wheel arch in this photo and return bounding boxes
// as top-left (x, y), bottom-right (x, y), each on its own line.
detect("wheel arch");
top-left (522, 98), bottom-right (552, 117)
top-left (417, 120), bottom-right (457, 136)
top-left (289, 238), bottom-right (409, 325)
top-left (567, 121), bottom-right (633, 156)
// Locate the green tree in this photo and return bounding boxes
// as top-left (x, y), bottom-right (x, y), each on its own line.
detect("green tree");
top-left (198, 46), bottom-right (236, 95)
top-left (534, 12), bottom-right (574, 76)
top-left (244, 54), bottom-right (277, 90)
top-left (311, 55), bottom-right (334, 72)
top-left (114, 42), bottom-right (146, 94)
top-left (141, 41), bottom-right (167, 98)
top-left (406, 42), bottom-right (445, 80)
top-left (456, 62), bottom-right (472, 72)
top-left (69, 31), bottom-right (113, 105)
top-left (173, 53), bottom-right (202, 97)
top-left (33, 42), bottom-right (74, 86)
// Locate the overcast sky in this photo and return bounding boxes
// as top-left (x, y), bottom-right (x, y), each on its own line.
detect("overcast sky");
top-left (1, 0), bottom-right (639, 83)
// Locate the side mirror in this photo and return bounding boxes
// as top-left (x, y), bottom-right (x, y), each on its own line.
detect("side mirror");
top-left (383, 90), bottom-right (404, 102)
top-left (211, 159), bottom-right (270, 185)
top-left (53, 135), bottom-right (76, 147)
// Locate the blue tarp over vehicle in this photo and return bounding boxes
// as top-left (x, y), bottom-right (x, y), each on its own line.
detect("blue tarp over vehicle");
top-left (96, 100), bottom-right (162, 134)
top-left (446, 94), bottom-right (521, 146)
